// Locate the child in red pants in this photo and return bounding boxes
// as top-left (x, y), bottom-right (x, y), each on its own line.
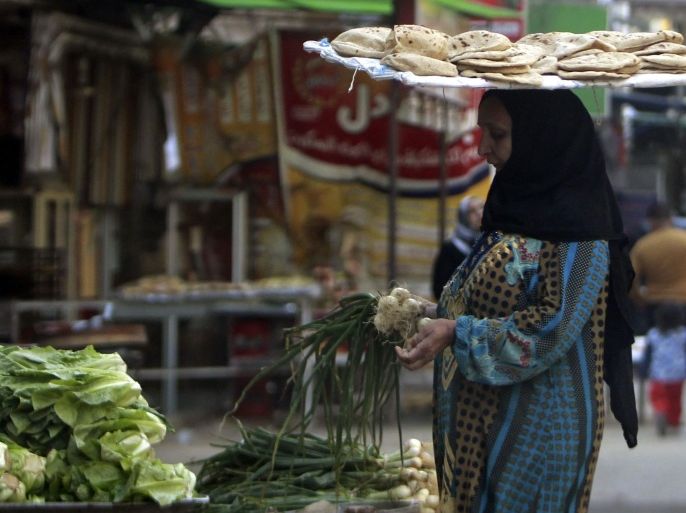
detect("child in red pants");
top-left (639, 304), bottom-right (686, 436)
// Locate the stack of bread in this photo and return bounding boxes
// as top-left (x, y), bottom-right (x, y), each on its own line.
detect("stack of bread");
top-left (332, 25), bottom-right (457, 76)
top-left (329, 24), bottom-right (686, 85)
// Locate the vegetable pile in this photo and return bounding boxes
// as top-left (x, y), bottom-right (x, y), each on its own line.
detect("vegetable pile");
top-left (198, 425), bottom-right (439, 513)
top-left (0, 344), bottom-right (196, 505)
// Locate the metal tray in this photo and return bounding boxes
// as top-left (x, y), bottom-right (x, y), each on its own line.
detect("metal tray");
top-left (0, 497), bottom-right (208, 512)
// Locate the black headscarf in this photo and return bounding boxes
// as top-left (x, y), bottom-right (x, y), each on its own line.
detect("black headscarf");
top-left (480, 89), bottom-right (638, 448)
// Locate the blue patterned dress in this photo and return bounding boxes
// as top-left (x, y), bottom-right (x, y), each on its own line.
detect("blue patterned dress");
top-left (434, 231), bottom-right (609, 513)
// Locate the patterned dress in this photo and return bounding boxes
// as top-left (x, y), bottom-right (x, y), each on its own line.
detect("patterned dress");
top-left (434, 231), bottom-right (609, 513)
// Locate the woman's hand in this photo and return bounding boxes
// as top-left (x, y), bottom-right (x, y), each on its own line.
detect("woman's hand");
top-left (395, 318), bottom-right (456, 371)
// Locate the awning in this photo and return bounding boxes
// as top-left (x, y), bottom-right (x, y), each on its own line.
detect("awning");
top-left (197, 0), bottom-right (392, 15)
top-left (197, 0), bottom-right (522, 19)
top-left (432, 0), bottom-right (521, 19)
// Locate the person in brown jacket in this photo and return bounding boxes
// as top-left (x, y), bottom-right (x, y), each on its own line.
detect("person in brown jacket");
top-left (630, 201), bottom-right (686, 333)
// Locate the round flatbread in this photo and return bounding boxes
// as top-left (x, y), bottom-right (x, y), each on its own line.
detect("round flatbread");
top-left (458, 63), bottom-right (530, 74)
top-left (460, 68), bottom-right (543, 86)
top-left (517, 32), bottom-right (604, 59)
top-left (565, 48), bottom-right (604, 58)
top-left (633, 42), bottom-right (686, 56)
top-left (557, 69), bottom-right (630, 80)
top-left (531, 55), bottom-right (558, 74)
top-left (451, 45), bottom-right (522, 62)
top-left (661, 30), bottom-right (685, 44)
top-left (457, 48), bottom-right (541, 68)
top-left (331, 27), bottom-right (392, 58)
top-left (381, 52), bottom-right (458, 76)
top-left (385, 24), bottom-right (451, 60)
top-left (589, 31), bottom-right (667, 52)
top-left (448, 30), bottom-right (512, 60)
top-left (557, 52), bottom-right (640, 72)
top-left (635, 67), bottom-right (684, 74)
top-left (641, 53), bottom-right (686, 69)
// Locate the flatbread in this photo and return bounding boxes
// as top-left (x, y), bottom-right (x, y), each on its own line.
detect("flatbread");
top-left (589, 30), bottom-right (670, 52)
top-left (458, 49), bottom-right (541, 69)
top-left (557, 69), bottom-right (631, 80)
top-left (633, 42), bottom-right (686, 56)
top-left (448, 30), bottom-right (512, 60)
top-left (517, 32), bottom-right (604, 59)
top-left (385, 24), bottom-right (450, 60)
top-left (641, 53), bottom-right (686, 69)
top-left (531, 55), bottom-right (558, 74)
top-left (459, 63), bottom-right (530, 74)
top-left (381, 52), bottom-right (458, 76)
top-left (635, 67), bottom-right (684, 74)
top-left (451, 46), bottom-right (524, 62)
top-left (557, 52), bottom-right (640, 72)
top-left (331, 27), bottom-right (392, 58)
top-left (460, 68), bottom-right (543, 86)
top-left (661, 30), bottom-right (685, 44)
top-left (565, 48), bottom-right (605, 58)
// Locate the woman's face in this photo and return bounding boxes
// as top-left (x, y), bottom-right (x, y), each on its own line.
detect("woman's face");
top-left (466, 199), bottom-right (484, 231)
top-left (477, 96), bottom-right (512, 172)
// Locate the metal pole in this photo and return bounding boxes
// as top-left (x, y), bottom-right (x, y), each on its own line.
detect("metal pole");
top-left (166, 200), bottom-right (179, 276)
top-left (438, 96), bottom-right (449, 245)
top-left (232, 191), bottom-right (248, 282)
top-left (387, 82), bottom-right (399, 285)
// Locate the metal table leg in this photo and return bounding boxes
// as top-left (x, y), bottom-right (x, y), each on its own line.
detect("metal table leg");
top-left (162, 314), bottom-right (179, 416)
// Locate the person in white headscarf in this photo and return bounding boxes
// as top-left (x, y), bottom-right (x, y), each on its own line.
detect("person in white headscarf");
top-left (431, 195), bottom-right (484, 300)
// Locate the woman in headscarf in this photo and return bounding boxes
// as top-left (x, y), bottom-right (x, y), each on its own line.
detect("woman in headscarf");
top-left (396, 89), bottom-right (638, 513)
top-left (432, 196), bottom-right (485, 300)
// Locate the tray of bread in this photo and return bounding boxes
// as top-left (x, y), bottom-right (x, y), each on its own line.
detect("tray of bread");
top-left (303, 25), bottom-right (686, 89)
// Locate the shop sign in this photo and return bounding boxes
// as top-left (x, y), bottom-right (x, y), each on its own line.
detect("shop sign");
top-left (277, 30), bottom-right (488, 196)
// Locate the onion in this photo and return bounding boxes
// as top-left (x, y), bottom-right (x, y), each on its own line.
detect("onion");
top-left (399, 467), bottom-right (414, 482)
top-left (404, 438), bottom-right (422, 452)
top-left (407, 479), bottom-right (420, 493)
top-left (426, 495), bottom-right (440, 508)
top-left (390, 287), bottom-right (411, 302)
top-left (407, 456), bottom-right (423, 468)
top-left (414, 469), bottom-right (429, 482)
top-left (403, 298), bottom-right (421, 316)
top-left (415, 488), bottom-right (430, 502)
top-left (420, 450), bottom-right (436, 469)
top-left (388, 484), bottom-right (413, 500)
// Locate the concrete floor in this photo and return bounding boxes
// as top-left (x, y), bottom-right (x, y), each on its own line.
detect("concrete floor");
top-left (155, 410), bottom-right (686, 513)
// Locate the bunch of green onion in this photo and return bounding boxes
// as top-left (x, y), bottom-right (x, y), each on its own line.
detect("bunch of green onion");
top-left (198, 425), bottom-right (439, 513)
top-left (228, 291), bottom-right (403, 464)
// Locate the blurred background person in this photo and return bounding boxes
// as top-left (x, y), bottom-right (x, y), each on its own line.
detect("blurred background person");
top-left (630, 201), bottom-right (686, 334)
top-left (637, 303), bottom-right (686, 436)
top-left (431, 195), bottom-right (484, 300)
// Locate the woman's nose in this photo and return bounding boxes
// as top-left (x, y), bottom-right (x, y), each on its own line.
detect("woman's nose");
top-left (477, 136), bottom-right (489, 157)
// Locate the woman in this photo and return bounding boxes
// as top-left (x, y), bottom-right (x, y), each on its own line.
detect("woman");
top-left (432, 196), bottom-right (485, 300)
top-left (396, 89), bottom-right (638, 513)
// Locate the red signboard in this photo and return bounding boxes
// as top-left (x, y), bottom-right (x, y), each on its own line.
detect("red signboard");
top-left (277, 30), bottom-right (488, 195)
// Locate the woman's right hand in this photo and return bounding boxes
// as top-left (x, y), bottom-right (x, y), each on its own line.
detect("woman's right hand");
top-left (395, 318), bottom-right (455, 371)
